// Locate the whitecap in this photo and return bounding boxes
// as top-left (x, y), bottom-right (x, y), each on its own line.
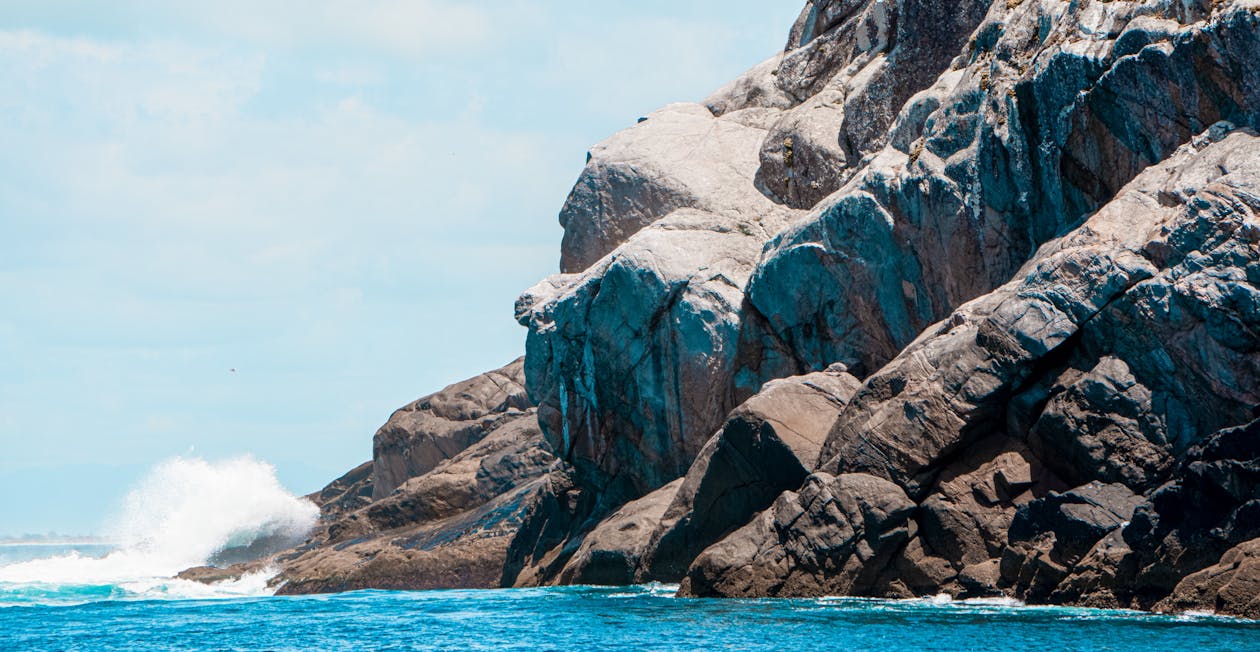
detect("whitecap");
top-left (0, 456), bottom-right (316, 604)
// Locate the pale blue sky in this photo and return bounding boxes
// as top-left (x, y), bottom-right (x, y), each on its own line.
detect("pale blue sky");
top-left (0, 1), bottom-right (802, 535)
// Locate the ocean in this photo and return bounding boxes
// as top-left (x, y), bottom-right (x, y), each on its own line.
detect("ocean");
top-left (1, 543), bottom-right (1258, 651)
top-left (2, 458), bottom-right (1256, 650)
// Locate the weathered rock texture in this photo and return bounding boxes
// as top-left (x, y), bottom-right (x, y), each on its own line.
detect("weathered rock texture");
top-left (372, 358), bottom-right (531, 498)
top-left (538, 366), bottom-right (862, 585)
top-left (1156, 538), bottom-right (1260, 619)
top-left (513, 0), bottom-right (1260, 619)
top-left (189, 0), bottom-right (1260, 619)
top-left (192, 362), bottom-right (558, 595)
top-left (681, 128), bottom-right (1260, 611)
top-left (1124, 417), bottom-right (1260, 607)
top-left (275, 406), bottom-right (553, 594)
top-left (557, 103), bottom-right (787, 273)
top-left (505, 0), bottom-right (1260, 616)
top-left (683, 472), bottom-right (916, 597)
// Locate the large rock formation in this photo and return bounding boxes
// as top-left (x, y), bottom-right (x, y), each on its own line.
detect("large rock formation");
top-left (187, 0), bottom-right (1260, 619)
top-left (514, 0), bottom-right (998, 569)
top-left (510, 0), bottom-right (1260, 615)
top-left (742, 1), bottom-right (1260, 385)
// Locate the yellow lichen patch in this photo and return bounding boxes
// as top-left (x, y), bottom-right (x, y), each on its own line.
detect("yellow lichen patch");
top-left (909, 139), bottom-right (926, 165)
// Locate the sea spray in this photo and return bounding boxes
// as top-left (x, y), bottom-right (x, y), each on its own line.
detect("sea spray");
top-left (0, 456), bottom-right (316, 596)
top-left (110, 456), bottom-right (318, 570)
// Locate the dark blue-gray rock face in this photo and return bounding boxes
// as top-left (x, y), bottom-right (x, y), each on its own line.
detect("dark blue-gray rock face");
top-left (519, 0), bottom-right (999, 523)
top-left (741, 5), bottom-right (1260, 387)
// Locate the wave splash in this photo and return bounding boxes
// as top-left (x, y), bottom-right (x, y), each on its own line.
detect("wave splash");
top-left (0, 456), bottom-right (318, 603)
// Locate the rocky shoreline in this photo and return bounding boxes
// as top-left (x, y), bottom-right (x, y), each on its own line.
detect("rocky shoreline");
top-left (188, 0), bottom-right (1260, 619)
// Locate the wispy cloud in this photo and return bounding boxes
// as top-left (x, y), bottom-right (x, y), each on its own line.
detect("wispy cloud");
top-left (196, 0), bottom-right (497, 59)
top-left (0, 0), bottom-right (803, 534)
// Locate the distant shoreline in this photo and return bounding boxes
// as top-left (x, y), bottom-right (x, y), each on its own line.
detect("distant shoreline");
top-left (0, 539), bottom-right (115, 547)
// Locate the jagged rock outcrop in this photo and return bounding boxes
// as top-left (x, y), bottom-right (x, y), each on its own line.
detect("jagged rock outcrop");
top-left (358, 413), bottom-right (552, 534)
top-left (515, 0), bottom-right (996, 570)
top-left (308, 460), bottom-right (374, 519)
top-left (1001, 482), bottom-right (1143, 602)
top-left (741, 2), bottom-right (1260, 387)
top-left (815, 125), bottom-right (1260, 495)
top-left (1123, 417), bottom-right (1260, 606)
top-left (756, 0), bottom-right (993, 208)
top-left (372, 358), bottom-right (531, 498)
top-left (274, 413), bottom-right (552, 593)
top-left (185, 362), bottom-right (556, 595)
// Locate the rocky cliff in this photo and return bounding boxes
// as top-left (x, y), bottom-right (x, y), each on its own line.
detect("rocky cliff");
top-left (197, 0), bottom-right (1260, 619)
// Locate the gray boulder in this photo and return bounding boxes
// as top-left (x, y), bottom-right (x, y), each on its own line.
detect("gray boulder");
top-left (372, 358), bottom-right (531, 498)
top-left (679, 472), bottom-right (915, 598)
top-left (554, 479), bottom-right (684, 586)
top-left (1156, 538), bottom-right (1260, 619)
top-left (557, 103), bottom-right (788, 273)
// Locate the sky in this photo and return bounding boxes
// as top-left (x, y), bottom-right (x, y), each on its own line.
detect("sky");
top-left (0, 1), bottom-right (804, 536)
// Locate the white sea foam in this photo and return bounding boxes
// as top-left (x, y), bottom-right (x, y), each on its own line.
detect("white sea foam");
top-left (0, 456), bottom-right (317, 600)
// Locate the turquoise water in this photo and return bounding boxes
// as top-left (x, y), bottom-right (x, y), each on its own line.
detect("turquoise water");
top-left (3, 479), bottom-right (1257, 652)
top-left (2, 582), bottom-right (1258, 651)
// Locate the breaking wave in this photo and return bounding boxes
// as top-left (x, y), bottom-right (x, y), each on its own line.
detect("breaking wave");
top-left (0, 456), bottom-right (317, 605)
